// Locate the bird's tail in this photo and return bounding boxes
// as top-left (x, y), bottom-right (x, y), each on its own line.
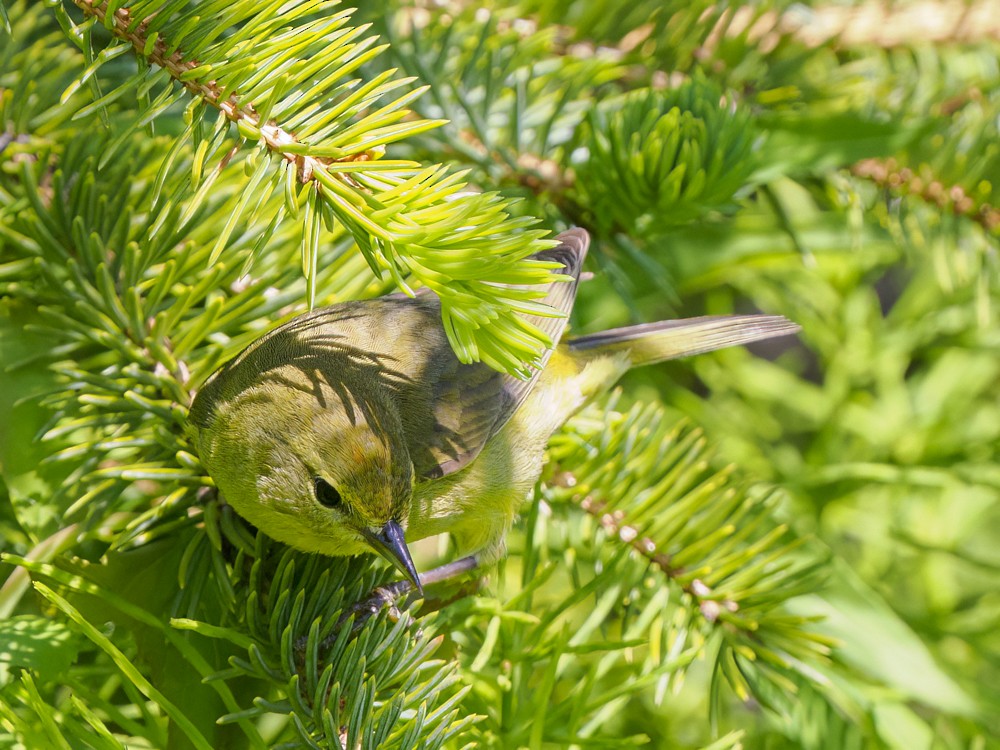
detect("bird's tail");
top-left (567, 315), bottom-right (799, 367)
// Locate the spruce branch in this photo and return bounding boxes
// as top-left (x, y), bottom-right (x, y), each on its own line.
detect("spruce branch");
top-left (546, 0), bottom-right (1000, 62)
top-left (375, 10), bottom-right (760, 239)
top-left (0, 2), bottom-right (91, 158)
top-left (54, 0), bottom-right (563, 377)
top-left (852, 157), bottom-right (999, 234)
top-left (570, 80), bottom-right (758, 235)
top-left (547, 397), bottom-right (834, 703)
top-left (183, 540), bottom-right (477, 749)
top-left (444, 396), bottom-right (834, 745)
top-left (66, 0), bottom-right (411, 184)
top-left (577, 494), bottom-right (743, 624)
top-left (2, 57), bottom-right (473, 737)
top-left (772, 0), bottom-right (1000, 49)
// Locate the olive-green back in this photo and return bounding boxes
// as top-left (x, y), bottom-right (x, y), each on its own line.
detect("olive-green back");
top-left (190, 229), bottom-right (588, 480)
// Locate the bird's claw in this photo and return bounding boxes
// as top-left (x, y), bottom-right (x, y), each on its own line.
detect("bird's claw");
top-left (345, 580), bottom-right (416, 629)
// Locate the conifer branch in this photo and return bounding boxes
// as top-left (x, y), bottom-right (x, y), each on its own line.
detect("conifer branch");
top-left (548, 398), bottom-right (833, 704)
top-left (852, 157), bottom-right (999, 233)
top-left (577, 495), bottom-right (743, 624)
top-left (405, 0), bottom-right (1000, 50)
top-left (776, 0), bottom-right (1000, 49)
top-left (70, 0), bottom-right (365, 182)
top-left (58, 0), bottom-right (562, 377)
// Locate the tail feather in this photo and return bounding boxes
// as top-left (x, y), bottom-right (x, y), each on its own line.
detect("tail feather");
top-left (568, 315), bottom-right (800, 367)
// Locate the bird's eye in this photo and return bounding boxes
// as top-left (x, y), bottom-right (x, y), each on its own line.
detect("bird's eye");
top-left (313, 477), bottom-right (342, 509)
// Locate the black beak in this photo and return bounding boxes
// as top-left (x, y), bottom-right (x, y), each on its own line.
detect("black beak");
top-left (364, 520), bottom-right (423, 596)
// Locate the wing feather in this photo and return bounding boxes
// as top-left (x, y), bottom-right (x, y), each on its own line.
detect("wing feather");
top-left (192, 229), bottom-right (590, 481)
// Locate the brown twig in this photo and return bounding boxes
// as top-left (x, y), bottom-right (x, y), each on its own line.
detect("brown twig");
top-left (778, 0), bottom-right (1000, 49)
top-left (577, 495), bottom-right (740, 625)
top-left (852, 157), bottom-right (999, 233)
top-left (71, 0), bottom-right (375, 183)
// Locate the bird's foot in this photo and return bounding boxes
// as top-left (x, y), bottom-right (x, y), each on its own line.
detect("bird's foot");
top-left (344, 555), bottom-right (481, 629)
top-left (348, 580), bottom-right (415, 624)
top-left (295, 555), bottom-right (483, 665)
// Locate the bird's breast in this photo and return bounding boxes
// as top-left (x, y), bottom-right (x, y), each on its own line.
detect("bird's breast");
top-left (406, 347), bottom-right (625, 548)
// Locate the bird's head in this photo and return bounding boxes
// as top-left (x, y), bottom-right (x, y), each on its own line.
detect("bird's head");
top-left (191, 373), bottom-right (422, 593)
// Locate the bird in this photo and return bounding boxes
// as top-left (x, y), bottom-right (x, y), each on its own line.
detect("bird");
top-left (189, 229), bottom-right (799, 594)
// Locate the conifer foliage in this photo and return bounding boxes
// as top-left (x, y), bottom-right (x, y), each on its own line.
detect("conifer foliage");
top-left (1, 0), bottom-right (997, 747)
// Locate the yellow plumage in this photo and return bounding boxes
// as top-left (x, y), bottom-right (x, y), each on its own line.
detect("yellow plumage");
top-left (190, 229), bottom-right (798, 586)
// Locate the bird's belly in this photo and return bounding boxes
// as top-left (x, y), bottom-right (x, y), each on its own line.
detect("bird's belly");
top-left (407, 352), bottom-right (618, 559)
top-left (407, 426), bottom-right (541, 545)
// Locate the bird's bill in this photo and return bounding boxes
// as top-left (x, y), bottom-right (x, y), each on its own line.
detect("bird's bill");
top-left (364, 520), bottom-right (423, 596)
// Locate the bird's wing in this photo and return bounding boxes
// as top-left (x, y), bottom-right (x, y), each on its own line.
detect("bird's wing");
top-left (191, 230), bottom-right (590, 481)
top-left (406, 228), bottom-right (590, 479)
top-left (485, 227), bottom-right (589, 435)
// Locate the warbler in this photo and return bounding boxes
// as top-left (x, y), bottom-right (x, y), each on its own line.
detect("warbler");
top-left (190, 229), bottom-right (798, 592)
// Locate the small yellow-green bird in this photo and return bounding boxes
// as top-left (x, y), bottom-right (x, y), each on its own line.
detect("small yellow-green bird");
top-left (190, 229), bottom-right (798, 593)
